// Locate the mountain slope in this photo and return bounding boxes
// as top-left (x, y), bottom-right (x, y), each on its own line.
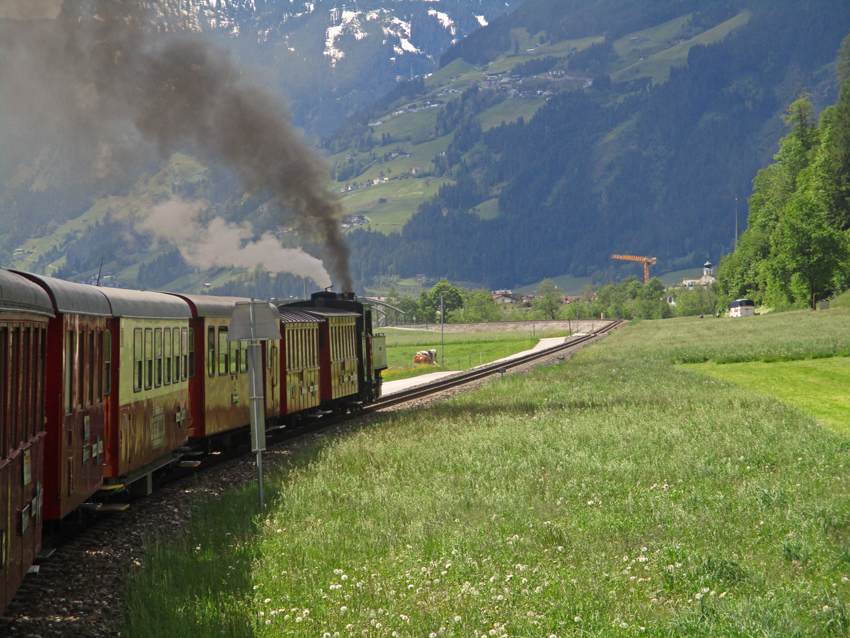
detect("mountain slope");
top-left (336, 0), bottom-right (850, 288)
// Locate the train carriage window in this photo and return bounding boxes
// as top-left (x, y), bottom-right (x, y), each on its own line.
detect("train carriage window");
top-left (77, 329), bottom-right (85, 408)
top-left (208, 326), bottom-right (215, 378)
top-left (37, 330), bottom-right (45, 435)
top-left (218, 327), bottom-right (229, 376)
top-left (172, 328), bottom-right (180, 383)
top-left (229, 337), bottom-right (238, 375)
top-left (0, 329), bottom-right (6, 455)
top-left (97, 331), bottom-right (103, 402)
top-left (144, 328), bottom-right (153, 390)
top-left (88, 329), bottom-right (95, 405)
top-left (187, 328), bottom-right (193, 379)
top-left (287, 328), bottom-right (292, 369)
top-left (154, 328), bottom-right (162, 388)
top-left (11, 329), bottom-right (19, 445)
top-left (240, 341), bottom-right (248, 373)
top-left (104, 329), bottom-right (111, 396)
top-left (133, 329), bottom-right (142, 392)
top-left (164, 328), bottom-right (171, 385)
top-left (297, 327), bottom-right (302, 370)
top-left (22, 329), bottom-right (30, 440)
top-left (66, 330), bottom-right (75, 410)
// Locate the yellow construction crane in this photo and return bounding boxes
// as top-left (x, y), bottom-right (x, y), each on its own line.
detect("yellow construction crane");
top-left (611, 254), bottom-right (657, 284)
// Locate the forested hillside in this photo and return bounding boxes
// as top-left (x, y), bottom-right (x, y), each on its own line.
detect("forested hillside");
top-left (341, 0), bottom-right (850, 289)
top-left (717, 33), bottom-right (850, 309)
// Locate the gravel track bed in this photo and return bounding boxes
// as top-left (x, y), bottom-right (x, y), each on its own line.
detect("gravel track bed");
top-left (0, 332), bottom-right (608, 637)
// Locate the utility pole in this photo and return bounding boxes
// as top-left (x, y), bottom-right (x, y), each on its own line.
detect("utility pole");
top-left (531, 290), bottom-right (536, 339)
top-left (440, 292), bottom-right (445, 366)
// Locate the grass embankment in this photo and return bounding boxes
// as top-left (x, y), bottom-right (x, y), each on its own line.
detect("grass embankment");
top-left (683, 357), bottom-right (850, 433)
top-left (123, 310), bottom-right (850, 637)
top-left (382, 328), bottom-right (572, 382)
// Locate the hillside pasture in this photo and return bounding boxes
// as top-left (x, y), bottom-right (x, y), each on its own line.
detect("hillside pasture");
top-left (612, 11), bottom-right (752, 85)
top-left (339, 178), bottom-right (451, 234)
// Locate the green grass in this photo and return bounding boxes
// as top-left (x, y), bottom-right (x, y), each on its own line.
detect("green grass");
top-left (123, 311), bottom-right (850, 637)
top-left (478, 98), bottom-right (547, 132)
top-left (612, 11), bottom-right (751, 85)
top-left (658, 267), bottom-right (704, 287)
top-left (374, 108), bottom-right (441, 141)
top-left (611, 14), bottom-right (692, 70)
top-left (381, 328), bottom-right (572, 381)
top-left (617, 308), bottom-right (850, 364)
top-left (472, 198), bottom-right (500, 220)
top-left (681, 357), bottom-right (850, 433)
top-left (833, 289), bottom-right (850, 308)
top-left (513, 272), bottom-right (594, 296)
top-left (339, 178), bottom-right (451, 234)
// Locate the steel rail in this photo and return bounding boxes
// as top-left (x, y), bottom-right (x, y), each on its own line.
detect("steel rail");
top-left (368, 319), bottom-right (625, 410)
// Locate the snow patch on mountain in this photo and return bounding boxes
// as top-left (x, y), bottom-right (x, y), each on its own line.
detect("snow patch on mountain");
top-left (324, 9), bottom-right (369, 64)
top-left (428, 9), bottom-right (455, 35)
top-left (476, 14), bottom-right (488, 26)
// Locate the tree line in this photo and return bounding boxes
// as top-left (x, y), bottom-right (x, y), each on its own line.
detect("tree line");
top-left (381, 276), bottom-right (717, 325)
top-left (717, 33), bottom-right (850, 309)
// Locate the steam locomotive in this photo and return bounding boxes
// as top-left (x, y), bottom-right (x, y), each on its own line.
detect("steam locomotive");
top-left (0, 269), bottom-right (387, 615)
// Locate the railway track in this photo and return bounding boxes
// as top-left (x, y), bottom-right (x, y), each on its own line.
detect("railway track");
top-left (2, 319), bottom-right (624, 636)
top-left (369, 319), bottom-right (625, 409)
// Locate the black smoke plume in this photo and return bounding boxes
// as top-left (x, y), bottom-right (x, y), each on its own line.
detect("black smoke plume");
top-left (0, 0), bottom-right (353, 291)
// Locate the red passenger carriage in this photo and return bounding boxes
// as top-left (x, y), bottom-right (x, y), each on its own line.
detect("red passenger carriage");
top-left (0, 270), bottom-right (53, 615)
top-left (15, 273), bottom-right (111, 521)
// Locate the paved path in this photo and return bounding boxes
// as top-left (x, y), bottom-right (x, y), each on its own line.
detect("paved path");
top-left (381, 335), bottom-right (585, 395)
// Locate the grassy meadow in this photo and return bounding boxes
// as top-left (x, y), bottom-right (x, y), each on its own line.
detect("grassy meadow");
top-left (123, 310), bottom-right (850, 637)
top-left (381, 328), bottom-right (573, 382)
top-left (681, 357), bottom-right (850, 434)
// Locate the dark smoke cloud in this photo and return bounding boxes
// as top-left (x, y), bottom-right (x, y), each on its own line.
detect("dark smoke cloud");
top-left (0, 0), bottom-right (353, 291)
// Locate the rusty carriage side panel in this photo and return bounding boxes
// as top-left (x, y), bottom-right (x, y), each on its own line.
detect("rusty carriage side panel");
top-left (0, 268), bottom-right (53, 616)
top-left (97, 288), bottom-right (192, 481)
top-left (278, 309), bottom-right (321, 416)
top-left (308, 310), bottom-right (360, 403)
top-left (164, 295), bottom-right (253, 439)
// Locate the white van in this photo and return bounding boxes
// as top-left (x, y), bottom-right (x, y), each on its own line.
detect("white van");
top-left (729, 299), bottom-right (755, 317)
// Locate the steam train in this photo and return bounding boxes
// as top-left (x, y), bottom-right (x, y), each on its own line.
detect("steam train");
top-left (0, 268), bottom-right (387, 615)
